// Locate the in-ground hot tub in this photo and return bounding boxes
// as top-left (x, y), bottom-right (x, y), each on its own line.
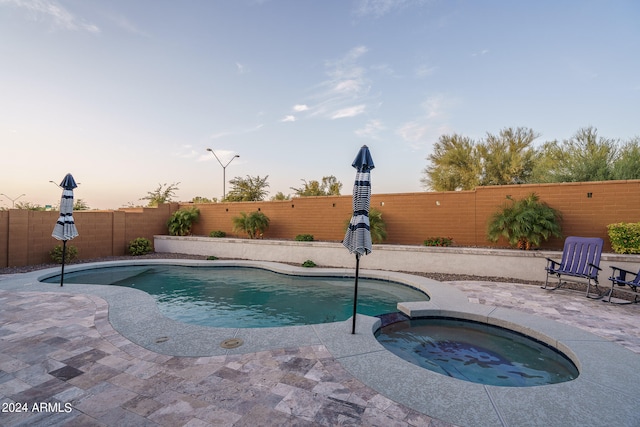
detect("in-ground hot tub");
top-left (375, 314), bottom-right (579, 387)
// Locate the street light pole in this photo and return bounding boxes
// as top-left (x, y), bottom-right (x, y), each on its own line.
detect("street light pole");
top-left (0, 193), bottom-right (26, 208)
top-left (206, 148), bottom-right (240, 200)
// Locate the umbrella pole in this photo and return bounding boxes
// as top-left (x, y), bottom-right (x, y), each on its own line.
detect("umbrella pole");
top-left (60, 240), bottom-right (67, 287)
top-left (351, 253), bottom-right (360, 334)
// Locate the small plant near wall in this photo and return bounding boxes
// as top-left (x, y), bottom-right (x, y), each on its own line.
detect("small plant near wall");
top-left (487, 193), bottom-right (562, 250)
top-left (343, 208), bottom-right (387, 244)
top-left (128, 237), bottom-right (153, 255)
top-left (423, 237), bottom-right (453, 247)
top-left (167, 207), bottom-right (200, 236)
top-left (50, 244), bottom-right (78, 264)
top-left (607, 222), bottom-right (640, 254)
top-left (209, 230), bottom-right (226, 238)
top-left (302, 260), bottom-right (316, 267)
top-left (232, 211), bottom-right (270, 239)
top-left (295, 234), bottom-right (314, 241)
top-left (206, 255), bottom-right (219, 260)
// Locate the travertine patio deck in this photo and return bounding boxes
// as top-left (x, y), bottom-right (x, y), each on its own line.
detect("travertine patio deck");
top-left (1, 260), bottom-right (638, 426)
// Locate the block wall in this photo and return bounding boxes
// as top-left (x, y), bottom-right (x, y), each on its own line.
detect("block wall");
top-left (2, 181), bottom-right (639, 268)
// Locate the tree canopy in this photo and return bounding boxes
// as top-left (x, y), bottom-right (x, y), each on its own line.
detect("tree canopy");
top-left (141, 182), bottom-right (180, 207)
top-left (422, 126), bottom-right (637, 191)
top-left (291, 175), bottom-right (342, 196)
top-left (225, 175), bottom-right (270, 202)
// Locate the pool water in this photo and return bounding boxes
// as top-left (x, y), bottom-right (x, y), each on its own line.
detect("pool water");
top-left (44, 265), bottom-right (428, 328)
top-left (375, 316), bottom-right (579, 387)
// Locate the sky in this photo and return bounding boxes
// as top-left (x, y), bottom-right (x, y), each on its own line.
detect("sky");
top-left (1, 0), bottom-right (639, 209)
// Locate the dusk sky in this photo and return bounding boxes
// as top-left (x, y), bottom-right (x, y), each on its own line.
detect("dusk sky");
top-left (1, 0), bottom-right (638, 209)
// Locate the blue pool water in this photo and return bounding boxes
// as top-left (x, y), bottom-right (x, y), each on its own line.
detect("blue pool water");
top-left (43, 265), bottom-right (428, 328)
top-left (375, 316), bottom-right (579, 387)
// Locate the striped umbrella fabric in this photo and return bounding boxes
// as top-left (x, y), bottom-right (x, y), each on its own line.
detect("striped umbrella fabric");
top-left (343, 145), bottom-right (374, 334)
top-left (52, 173), bottom-right (78, 287)
top-left (52, 173), bottom-right (79, 241)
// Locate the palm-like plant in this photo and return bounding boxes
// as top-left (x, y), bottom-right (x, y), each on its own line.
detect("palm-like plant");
top-left (487, 193), bottom-right (562, 250)
top-left (232, 211), bottom-right (270, 239)
top-left (344, 208), bottom-right (387, 244)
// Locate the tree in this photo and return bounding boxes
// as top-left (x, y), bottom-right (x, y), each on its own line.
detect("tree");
top-left (74, 199), bottom-right (90, 210)
top-left (421, 133), bottom-right (481, 191)
top-left (291, 175), bottom-right (342, 196)
top-left (141, 182), bottom-right (180, 207)
top-left (191, 196), bottom-right (216, 203)
top-left (478, 127), bottom-right (539, 185)
top-left (271, 192), bottom-right (290, 201)
top-left (225, 175), bottom-right (270, 202)
top-left (541, 127), bottom-right (617, 182)
top-left (15, 202), bottom-right (46, 211)
top-left (612, 137), bottom-right (640, 180)
top-left (232, 211), bottom-right (270, 238)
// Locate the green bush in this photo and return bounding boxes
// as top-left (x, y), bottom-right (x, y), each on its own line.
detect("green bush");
top-left (167, 207), bottom-right (200, 236)
top-left (343, 208), bottom-right (387, 243)
top-left (206, 255), bottom-right (219, 260)
top-left (209, 230), bottom-right (226, 238)
top-left (295, 234), bottom-right (314, 241)
top-left (128, 237), bottom-right (153, 256)
top-left (302, 260), bottom-right (317, 268)
top-left (49, 244), bottom-right (78, 264)
top-left (487, 193), bottom-right (562, 250)
top-left (423, 237), bottom-right (453, 247)
top-left (607, 222), bottom-right (640, 254)
top-left (232, 211), bottom-right (270, 239)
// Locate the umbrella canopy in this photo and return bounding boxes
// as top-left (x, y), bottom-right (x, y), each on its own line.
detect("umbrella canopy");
top-left (343, 145), bottom-right (375, 256)
top-left (343, 145), bottom-right (374, 334)
top-left (52, 173), bottom-right (79, 241)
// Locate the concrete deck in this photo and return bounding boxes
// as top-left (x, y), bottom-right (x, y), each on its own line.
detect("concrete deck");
top-left (1, 260), bottom-right (639, 426)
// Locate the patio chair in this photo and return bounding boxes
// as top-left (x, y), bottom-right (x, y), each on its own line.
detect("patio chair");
top-left (542, 236), bottom-right (604, 298)
top-left (606, 266), bottom-right (640, 304)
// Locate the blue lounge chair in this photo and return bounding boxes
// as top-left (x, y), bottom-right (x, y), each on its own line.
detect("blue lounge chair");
top-left (542, 236), bottom-right (604, 298)
top-left (606, 266), bottom-right (640, 304)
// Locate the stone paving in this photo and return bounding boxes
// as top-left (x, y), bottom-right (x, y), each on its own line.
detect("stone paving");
top-left (0, 278), bottom-right (638, 427)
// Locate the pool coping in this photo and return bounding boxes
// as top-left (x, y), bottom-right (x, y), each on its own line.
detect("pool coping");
top-left (2, 259), bottom-right (639, 427)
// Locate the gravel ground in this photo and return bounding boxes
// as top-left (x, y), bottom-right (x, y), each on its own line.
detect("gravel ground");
top-left (0, 252), bottom-right (548, 287)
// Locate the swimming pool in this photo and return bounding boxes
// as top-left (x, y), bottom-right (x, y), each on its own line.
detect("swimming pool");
top-left (43, 265), bottom-right (428, 328)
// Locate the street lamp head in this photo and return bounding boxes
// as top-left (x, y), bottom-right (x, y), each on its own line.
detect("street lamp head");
top-left (206, 148), bottom-right (213, 152)
top-left (234, 155), bottom-right (240, 158)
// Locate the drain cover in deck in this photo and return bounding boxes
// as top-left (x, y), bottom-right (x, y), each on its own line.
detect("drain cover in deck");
top-left (220, 338), bottom-right (243, 349)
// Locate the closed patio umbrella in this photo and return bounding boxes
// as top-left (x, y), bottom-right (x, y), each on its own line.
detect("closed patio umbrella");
top-left (343, 145), bottom-right (374, 334)
top-left (52, 173), bottom-right (79, 287)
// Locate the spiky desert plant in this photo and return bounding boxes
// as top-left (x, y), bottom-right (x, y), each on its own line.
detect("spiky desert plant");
top-left (232, 211), bottom-right (270, 239)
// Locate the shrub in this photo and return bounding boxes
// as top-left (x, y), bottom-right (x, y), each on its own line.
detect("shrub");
top-left (209, 230), bottom-right (226, 238)
top-left (295, 234), bottom-right (314, 241)
top-left (302, 260), bottom-right (316, 268)
top-left (343, 207), bottom-right (387, 244)
top-left (607, 222), bottom-right (640, 254)
top-left (232, 211), bottom-right (270, 239)
top-left (167, 207), bottom-right (200, 236)
top-left (206, 255), bottom-right (219, 260)
top-left (423, 237), bottom-right (453, 247)
top-left (128, 237), bottom-right (153, 256)
top-left (487, 193), bottom-right (562, 250)
top-left (50, 244), bottom-right (78, 264)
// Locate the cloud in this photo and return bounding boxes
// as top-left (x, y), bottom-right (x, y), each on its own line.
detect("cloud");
top-left (471, 49), bottom-right (489, 57)
top-left (293, 104), bottom-right (309, 112)
top-left (355, 119), bottom-right (385, 139)
top-left (210, 124), bottom-right (263, 140)
top-left (281, 115), bottom-right (296, 122)
top-left (2, 0), bottom-right (100, 32)
top-left (331, 105), bottom-right (366, 119)
top-left (353, 0), bottom-right (428, 18)
top-left (415, 64), bottom-right (436, 77)
top-left (305, 46), bottom-right (374, 120)
top-left (173, 145), bottom-right (199, 159)
top-left (236, 62), bottom-right (248, 74)
top-left (397, 95), bottom-right (454, 149)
